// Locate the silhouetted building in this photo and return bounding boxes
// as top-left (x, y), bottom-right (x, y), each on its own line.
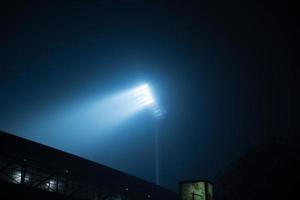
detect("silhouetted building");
top-left (0, 130), bottom-right (179, 200)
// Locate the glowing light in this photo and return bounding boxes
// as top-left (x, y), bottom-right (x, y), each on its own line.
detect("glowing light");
top-left (12, 171), bottom-right (30, 184)
top-left (132, 84), bottom-right (164, 119)
top-left (12, 171), bottom-right (21, 183)
top-left (133, 84), bottom-right (155, 108)
top-left (45, 179), bottom-right (59, 191)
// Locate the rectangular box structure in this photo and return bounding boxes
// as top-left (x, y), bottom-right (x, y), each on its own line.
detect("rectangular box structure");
top-left (179, 180), bottom-right (213, 200)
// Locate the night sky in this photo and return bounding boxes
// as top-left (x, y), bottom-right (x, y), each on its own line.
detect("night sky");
top-left (0, 1), bottom-right (295, 192)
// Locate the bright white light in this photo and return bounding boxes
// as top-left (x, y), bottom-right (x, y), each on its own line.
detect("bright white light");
top-left (132, 83), bottom-right (164, 119)
top-left (133, 84), bottom-right (155, 108)
top-left (12, 171), bottom-right (30, 184)
top-left (45, 179), bottom-right (57, 191)
top-left (12, 171), bottom-right (21, 183)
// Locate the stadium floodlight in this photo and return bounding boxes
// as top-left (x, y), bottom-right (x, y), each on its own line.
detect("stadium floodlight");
top-left (132, 84), bottom-right (164, 120)
top-left (132, 83), bottom-right (164, 185)
top-left (133, 84), bottom-right (155, 108)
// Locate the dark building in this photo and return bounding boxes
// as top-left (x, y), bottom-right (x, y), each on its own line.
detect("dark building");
top-left (0, 130), bottom-right (179, 200)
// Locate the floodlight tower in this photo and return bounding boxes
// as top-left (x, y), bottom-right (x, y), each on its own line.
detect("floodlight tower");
top-left (133, 84), bottom-right (164, 185)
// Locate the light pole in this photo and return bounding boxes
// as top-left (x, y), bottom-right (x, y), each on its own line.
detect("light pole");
top-left (152, 103), bottom-right (164, 186)
top-left (154, 123), bottom-right (159, 185)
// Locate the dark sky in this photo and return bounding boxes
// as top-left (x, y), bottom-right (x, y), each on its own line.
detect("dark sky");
top-left (0, 0), bottom-right (295, 192)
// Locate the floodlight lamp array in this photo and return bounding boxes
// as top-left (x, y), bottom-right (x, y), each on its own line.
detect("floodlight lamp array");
top-left (134, 84), bottom-right (155, 108)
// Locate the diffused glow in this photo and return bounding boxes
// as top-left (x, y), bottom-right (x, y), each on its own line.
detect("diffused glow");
top-left (18, 83), bottom-right (164, 154)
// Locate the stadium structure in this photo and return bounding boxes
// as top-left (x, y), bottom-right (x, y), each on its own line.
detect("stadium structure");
top-left (0, 130), bottom-right (179, 200)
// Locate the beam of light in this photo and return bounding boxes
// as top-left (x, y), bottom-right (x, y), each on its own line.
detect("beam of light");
top-left (8, 83), bottom-right (164, 161)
